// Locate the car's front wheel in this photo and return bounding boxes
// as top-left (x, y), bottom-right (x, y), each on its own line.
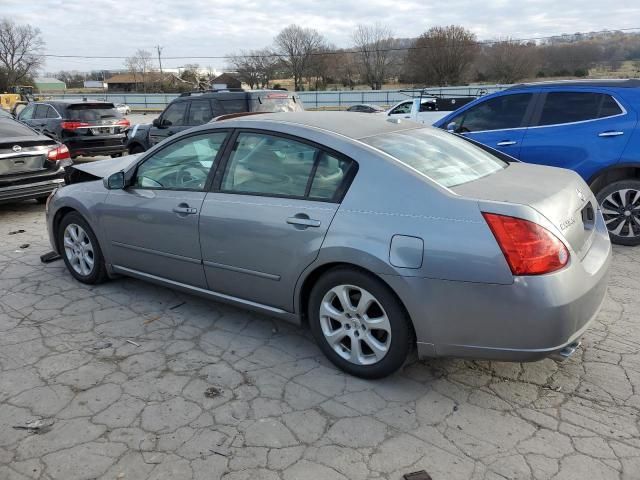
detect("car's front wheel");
top-left (58, 212), bottom-right (108, 284)
top-left (596, 179), bottom-right (640, 246)
top-left (308, 267), bottom-right (413, 378)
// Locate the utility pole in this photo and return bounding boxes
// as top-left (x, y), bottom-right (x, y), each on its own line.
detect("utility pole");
top-left (156, 45), bottom-right (164, 91)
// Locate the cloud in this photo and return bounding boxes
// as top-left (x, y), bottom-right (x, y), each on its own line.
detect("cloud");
top-left (6, 0), bottom-right (639, 71)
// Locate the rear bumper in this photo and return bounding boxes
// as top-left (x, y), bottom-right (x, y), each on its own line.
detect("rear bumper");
top-left (0, 169), bottom-right (65, 203)
top-left (383, 212), bottom-right (612, 362)
top-left (64, 136), bottom-right (127, 157)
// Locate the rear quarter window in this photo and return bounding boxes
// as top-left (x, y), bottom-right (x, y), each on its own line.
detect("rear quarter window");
top-left (363, 127), bottom-right (507, 188)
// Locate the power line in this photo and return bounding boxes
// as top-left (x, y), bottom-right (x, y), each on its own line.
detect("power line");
top-left (33, 27), bottom-right (640, 61)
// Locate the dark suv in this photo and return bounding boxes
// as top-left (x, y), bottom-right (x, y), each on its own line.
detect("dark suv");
top-left (126, 90), bottom-right (303, 153)
top-left (17, 100), bottom-right (129, 158)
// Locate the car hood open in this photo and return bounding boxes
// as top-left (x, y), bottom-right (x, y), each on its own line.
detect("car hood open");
top-left (69, 154), bottom-right (141, 179)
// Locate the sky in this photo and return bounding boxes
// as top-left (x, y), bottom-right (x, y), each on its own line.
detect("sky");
top-left (5, 0), bottom-right (640, 73)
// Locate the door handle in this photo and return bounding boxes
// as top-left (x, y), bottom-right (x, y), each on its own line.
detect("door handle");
top-left (598, 131), bottom-right (624, 137)
top-left (287, 215), bottom-right (321, 228)
top-left (173, 204), bottom-right (197, 215)
top-left (497, 140), bottom-right (517, 146)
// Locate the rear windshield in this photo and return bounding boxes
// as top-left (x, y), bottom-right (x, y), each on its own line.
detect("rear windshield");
top-left (64, 103), bottom-right (122, 121)
top-left (250, 93), bottom-right (303, 113)
top-left (363, 127), bottom-right (507, 188)
top-left (0, 119), bottom-right (37, 137)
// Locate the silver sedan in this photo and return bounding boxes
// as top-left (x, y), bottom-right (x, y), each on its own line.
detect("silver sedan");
top-left (45, 112), bottom-right (611, 378)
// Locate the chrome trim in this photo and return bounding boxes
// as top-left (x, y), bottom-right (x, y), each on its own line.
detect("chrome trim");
top-left (598, 131), bottom-right (625, 137)
top-left (112, 265), bottom-right (287, 314)
top-left (0, 178), bottom-right (64, 192)
top-left (496, 140), bottom-right (517, 146)
top-left (111, 241), bottom-right (202, 264)
top-left (203, 260), bottom-right (280, 280)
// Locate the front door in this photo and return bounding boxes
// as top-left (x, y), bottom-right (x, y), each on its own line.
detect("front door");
top-left (149, 101), bottom-right (189, 146)
top-left (199, 130), bottom-right (356, 311)
top-left (102, 131), bottom-right (229, 287)
top-left (446, 92), bottom-right (536, 159)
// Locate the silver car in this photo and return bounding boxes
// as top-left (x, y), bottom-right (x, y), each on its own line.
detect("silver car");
top-left (45, 112), bottom-right (611, 378)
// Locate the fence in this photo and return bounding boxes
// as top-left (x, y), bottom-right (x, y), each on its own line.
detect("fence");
top-left (39, 85), bottom-right (511, 111)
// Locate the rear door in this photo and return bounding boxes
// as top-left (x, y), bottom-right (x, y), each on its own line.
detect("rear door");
top-left (518, 90), bottom-right (635, 181)
top-left (445, 92), bottom-right (537, 158)
top-left (149, 101), bottom-right (189, 146)
top-left (199, 130), bottom-right (356, 311)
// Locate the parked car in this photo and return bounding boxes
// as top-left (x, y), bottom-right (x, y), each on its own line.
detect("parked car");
top-left (387, 95), bottom-right (477, 125)
top-left (115, 103), bottom-right (131, 115)
top-left (0, 116), bottom-right (70, 203)
top-left (126, 90), bottom-right (303, 154)
top-left (0, 109), bottom-right (12, 119)
top-left (16, 100), bottom-right (129, 159)
top-left (434, 79), bottom-right (640, 245)
top-left (46, 112), bottom-right (610, 378)
top-left (346, 104), bottom-right (385, 113)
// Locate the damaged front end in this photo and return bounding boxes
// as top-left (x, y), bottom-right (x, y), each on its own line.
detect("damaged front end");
top-left (63, 154), bottom-right (141, 185)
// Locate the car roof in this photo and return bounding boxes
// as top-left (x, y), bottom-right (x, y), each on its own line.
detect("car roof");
top-left (227, 111), bottom-right (421, 139)
top-left (47, 100), bottom-right (115, 107)
top-left (508, 79), bottom-right (640, 89)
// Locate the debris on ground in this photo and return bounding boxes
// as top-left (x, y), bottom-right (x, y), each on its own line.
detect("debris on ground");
top-left (210, 447), bottom-right (229, 457)
top-left (92, 339), bottom-right (113, 350)
top-left (205, 386), bottom-right (223, 398)
top-left (19, 243), bottom-right (29, 249)
top-left (143, 315), bottom-right (161, 325)
top-left (12, 418), bottom-right (54, 434)
top-left (126, 340), bottom-right (141, 347)
top-left (404, 471), bottom-right (433, 480)
top-left (8, 229), bottom-right (26, 235)
top-left (40, 251), bottom-right (62, 263)
top-left (169, 301), bottom-right (186, 310)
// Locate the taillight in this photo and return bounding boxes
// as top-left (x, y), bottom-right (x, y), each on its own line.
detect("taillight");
top-left (116, 118), bottom-right (130, 128)
top-left (60, 121), bottom-right (89, 130)
top-left (482, 212), bottom-right (569, 276)
top-left (47, 144), bottom-right (70, 162)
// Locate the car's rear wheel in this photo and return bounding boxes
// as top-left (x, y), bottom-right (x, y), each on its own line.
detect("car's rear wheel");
top-left (58, 212), bottom-right (108, 284)
top-left (596, 179), bottom-right (640, 246)
top-left (308, 267), bottom-right (413, 378)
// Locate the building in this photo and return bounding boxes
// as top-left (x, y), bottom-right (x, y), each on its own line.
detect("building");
top-left (84, 80), bottom-right (107, 89)
top-left (210, 73), bottom-right (242, 90)
top-left (105, 72), bottom-right (174, 92)
top-left (34, 77), bottom-right (66, 93)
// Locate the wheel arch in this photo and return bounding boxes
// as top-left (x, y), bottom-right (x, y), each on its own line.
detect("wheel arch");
top-left (588, 163), bottom-right (640, 194)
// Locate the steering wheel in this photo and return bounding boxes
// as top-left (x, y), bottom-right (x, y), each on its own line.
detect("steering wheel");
top-left (177, 164), bottom-right (208, 187)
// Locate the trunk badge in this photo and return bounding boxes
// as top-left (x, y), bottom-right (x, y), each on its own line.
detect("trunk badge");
top-left (12, 145), bottom-right (22, 152)
top-left (576, 188), bottom-right (586, 203)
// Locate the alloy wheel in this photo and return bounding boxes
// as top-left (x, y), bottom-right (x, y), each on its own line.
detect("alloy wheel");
top-left (600, 188), bottom-right (640, 239)
top-left (63, 223), bottom-right (95, 276)
top-left (319, 284), bottom-right (392, 366)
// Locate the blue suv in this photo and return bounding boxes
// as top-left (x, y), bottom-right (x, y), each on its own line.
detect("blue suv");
top-left (434, 80), bottom-right (640, 245)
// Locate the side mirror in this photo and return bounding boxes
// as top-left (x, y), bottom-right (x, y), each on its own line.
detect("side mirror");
top-left (447, 122), bottom-right (457, 132)
top-left (152, 118), bottom-right (162, 128)
top-left (104, 171), bottom-right (126, 190)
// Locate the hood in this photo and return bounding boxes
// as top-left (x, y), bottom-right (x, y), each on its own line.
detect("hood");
top-left (453, 163), bottom-right (597, 257)
top-left (69, 154), bottom-right (141, 179)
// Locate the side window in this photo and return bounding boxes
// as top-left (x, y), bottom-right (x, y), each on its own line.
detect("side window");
top-left (309, 153), bottom-right (355, 201)
top-left (34, 104), bottom-right (49, 119)
top-left (537, 92), bottom-right (623, 126)
top-left (18, 104), bottom-right (35, 120)
top-left (186, 100), bottom-right (213, 125)
top-left (390, 102), bottom-right (412, 114)
top-left (419, 101), bottom-right (435, 112)
top-left (134, 132), bottom-right (227, 190)
top-left (219, 99), bottom-right (248, 114)
top-left (46, 106), bottom-right (59, 118)
top-left (456, 93), bottom-right (532, 132)
top-left (221, 133), bottom-right (318, 198)
top-left (210, 99), bottom-right (225, 118)
top-left (161, 102), bottom-right (188, 127)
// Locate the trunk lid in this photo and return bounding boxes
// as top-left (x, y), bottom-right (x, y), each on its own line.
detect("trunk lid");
top-left (62, 103), bottom-right (127, 136)
top-left (452, 163), bottom-right (597, 258)
top-left (0, 135), bottom-right (57, 176)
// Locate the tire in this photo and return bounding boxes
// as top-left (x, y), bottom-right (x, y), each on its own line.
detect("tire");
top-left (58, 212), bottom-right (108, 284)
top-left (128, 144), bottom-right (145, 155)
top-left (596, 179), bottom-right (640, 246)
top-left (308, 267), bottom-right (414, 379)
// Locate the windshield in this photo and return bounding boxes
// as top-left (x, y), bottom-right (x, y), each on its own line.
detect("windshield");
top-left (65, 103), bottom-right (122, 121)
top-left (363, 127), bottom-right (507, 188)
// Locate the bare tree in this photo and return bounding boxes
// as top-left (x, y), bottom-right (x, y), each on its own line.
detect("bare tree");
top-left (274, 24), bottom-right (325, 91)
top-left (407, 25), bottom-right (479, 86)
top-left (124, 49), bottom-right (155, 92)
top-left (227, 51), bottom-right (262, 89)
top-left (0, 19), bottom-right (45, 89)
top-left (352, 23), bottom-right (395, 90)
top-left (481, 40), bottom-right (540, 83)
